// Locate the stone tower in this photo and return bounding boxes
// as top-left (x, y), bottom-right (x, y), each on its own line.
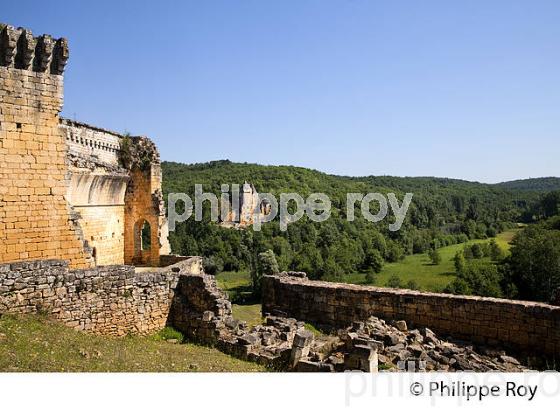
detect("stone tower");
top-left (0, 24), bottom-right (93, 268)
top-left (0, 23), bottom-right (170, 268)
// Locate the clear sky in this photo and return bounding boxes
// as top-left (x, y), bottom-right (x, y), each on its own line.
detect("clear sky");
top-left (3, 0), bottom-right (559, 183)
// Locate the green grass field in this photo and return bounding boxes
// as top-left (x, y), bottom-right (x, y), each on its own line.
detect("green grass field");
top-left (0, 314), bottom-right (263, 372)
top-left (215, 270), bottom-right (263, 326)
top-left (335, 229), bottom-right (520, 291)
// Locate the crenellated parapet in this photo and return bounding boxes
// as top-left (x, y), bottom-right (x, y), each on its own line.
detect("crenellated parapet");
top-left (0, 23), bottom-right (69, 74)
top-left (0, 23), bottom-right (91, 269)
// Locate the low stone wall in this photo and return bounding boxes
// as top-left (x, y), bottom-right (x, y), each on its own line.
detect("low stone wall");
top-left (159, 255), bottom-right (201, 271)
top-left (0, 258), bottom-right (199, 336)
top-left (262, 273), bottom-right (560, 356)
top-left (170, 273), bottom-right (233, 343)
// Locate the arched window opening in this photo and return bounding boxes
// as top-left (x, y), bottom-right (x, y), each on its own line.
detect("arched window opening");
top-left (141, 220), bottom-right (151, 251)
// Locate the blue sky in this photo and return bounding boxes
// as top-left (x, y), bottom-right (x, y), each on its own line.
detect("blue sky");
top-left (3, 0), bottom-right (559, 183)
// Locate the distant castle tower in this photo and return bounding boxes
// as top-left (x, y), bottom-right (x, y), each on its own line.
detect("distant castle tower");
top-left (222, 182), bottom-right (270, 228)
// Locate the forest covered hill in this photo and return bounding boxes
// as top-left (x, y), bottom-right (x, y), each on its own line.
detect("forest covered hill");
top-left (161, 160), bottom-right (557, 288)
top-left (494, 177), bottom-right (560, 192)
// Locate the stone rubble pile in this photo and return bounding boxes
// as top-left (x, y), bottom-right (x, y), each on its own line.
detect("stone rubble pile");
top-left (292, 316), bottom-right (528, 372)
top-left (169, 272), bottom-right (529, 372)
top-left (218, 316), bottom-right (306, 368)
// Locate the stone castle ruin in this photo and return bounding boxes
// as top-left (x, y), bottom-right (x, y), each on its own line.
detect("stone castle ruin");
top-left (220, 182), bottom-right (271, 228)
top-left (0, 24), bottom-right (170, 268)
top-left (1, 23), bottom-right (559, 371)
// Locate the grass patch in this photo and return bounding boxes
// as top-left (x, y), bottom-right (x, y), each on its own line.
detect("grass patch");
top-left (215, 270), bottom-right (255, 304)
top-left (216, 271), bottom-right (264, 327)
top-left (0, 314), bottom-right (264, 372)
top-left (232, 304), bottom-right (263, 327)
top-left (151, 326), bottom-right (184, 343)
top-left (303, 322), bottom-right (324, 337)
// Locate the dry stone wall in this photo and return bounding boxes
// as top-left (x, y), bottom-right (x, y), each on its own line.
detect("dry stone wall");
top-left (262, 272), bottom-right (560, 356)
top-left (0, 257), bottom-right (201, 336)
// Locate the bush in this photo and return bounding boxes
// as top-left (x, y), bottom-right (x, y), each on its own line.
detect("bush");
top-left (428, 248), bottom-right (442, 265)
top-left (203, 256), bottom-right (223, 275)
top-left (405, 280), bottom-right (420, 290)
top-left (385, 275), bottom-right (402, 288)
top-left (453, 250), bottom-right (466, 273)
top-left (365, 268), bottom-right (376, 284)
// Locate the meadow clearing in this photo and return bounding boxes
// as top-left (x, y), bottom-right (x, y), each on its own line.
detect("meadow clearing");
top-left (215, 229), bottom-right (520, 324)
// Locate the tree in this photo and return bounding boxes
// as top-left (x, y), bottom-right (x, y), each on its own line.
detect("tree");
top-left (463, 245), bottom-right (474, 259)
top-left (258, 250), bottom-right (279, 276)
top-left (428, 248), bottom-right (441, 265)
top-left (363, 248), bottom-right (384, 273)
top-left (540, 191), bottom-right (560, 218)
top-left (489, 239), bottom-right (504, 261)
top-left (162, 160), bottom-right (545, 287)
top-left (250, 250), bottom-right (280, 296)
top-left (202, 256), bottom-right (223, 275)
top-left (444, 278), bottom-right (471, 295)
top-left (470, 243), bottom-right (483, 259)
top-left (508, 226), bottom-right (560, 302)
top-left (453, 250), bottom-right (466, 273)
top-left (385, 241), bottom-right (405, 262)
top-left (448, 260), bottom-right (503, 297)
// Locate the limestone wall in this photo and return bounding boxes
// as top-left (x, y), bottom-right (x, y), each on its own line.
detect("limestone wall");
top-left (0, 25), bottom-right (92, 268)
top-left (63, 121), bottom-right (172, 267)
top-left (0, 257), bottom-right (202, 336)
top-left (76, 205), bottom-right (125, 266)
top-left (1, 23), bottom-right (171, 268)
top-left (124, 163), bottom-right (171, 267)
top-left (62, 119), bottom-right (129, 266)
top-left (61, 119), bottom-right (121, 166)
top-left (262, 273), bottom-right (560, 356)
top-left (62, 118), bottom-right (171, 267)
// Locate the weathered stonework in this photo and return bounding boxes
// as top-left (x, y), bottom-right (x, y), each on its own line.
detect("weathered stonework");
top-left (62, 119), bottom-right (171, 267)
top-left (0, 24), bottom-right (170, 268)
top-left (220, 182), bottom-right (271, 228)
top-left (0, 258), bottom-right (535, 371)
top-left (262, 272), bottom-right (560, 356)
top-left (0, 257), bottom-right (202, 335)
top-left (0, 25), bottom-right (92, 268)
